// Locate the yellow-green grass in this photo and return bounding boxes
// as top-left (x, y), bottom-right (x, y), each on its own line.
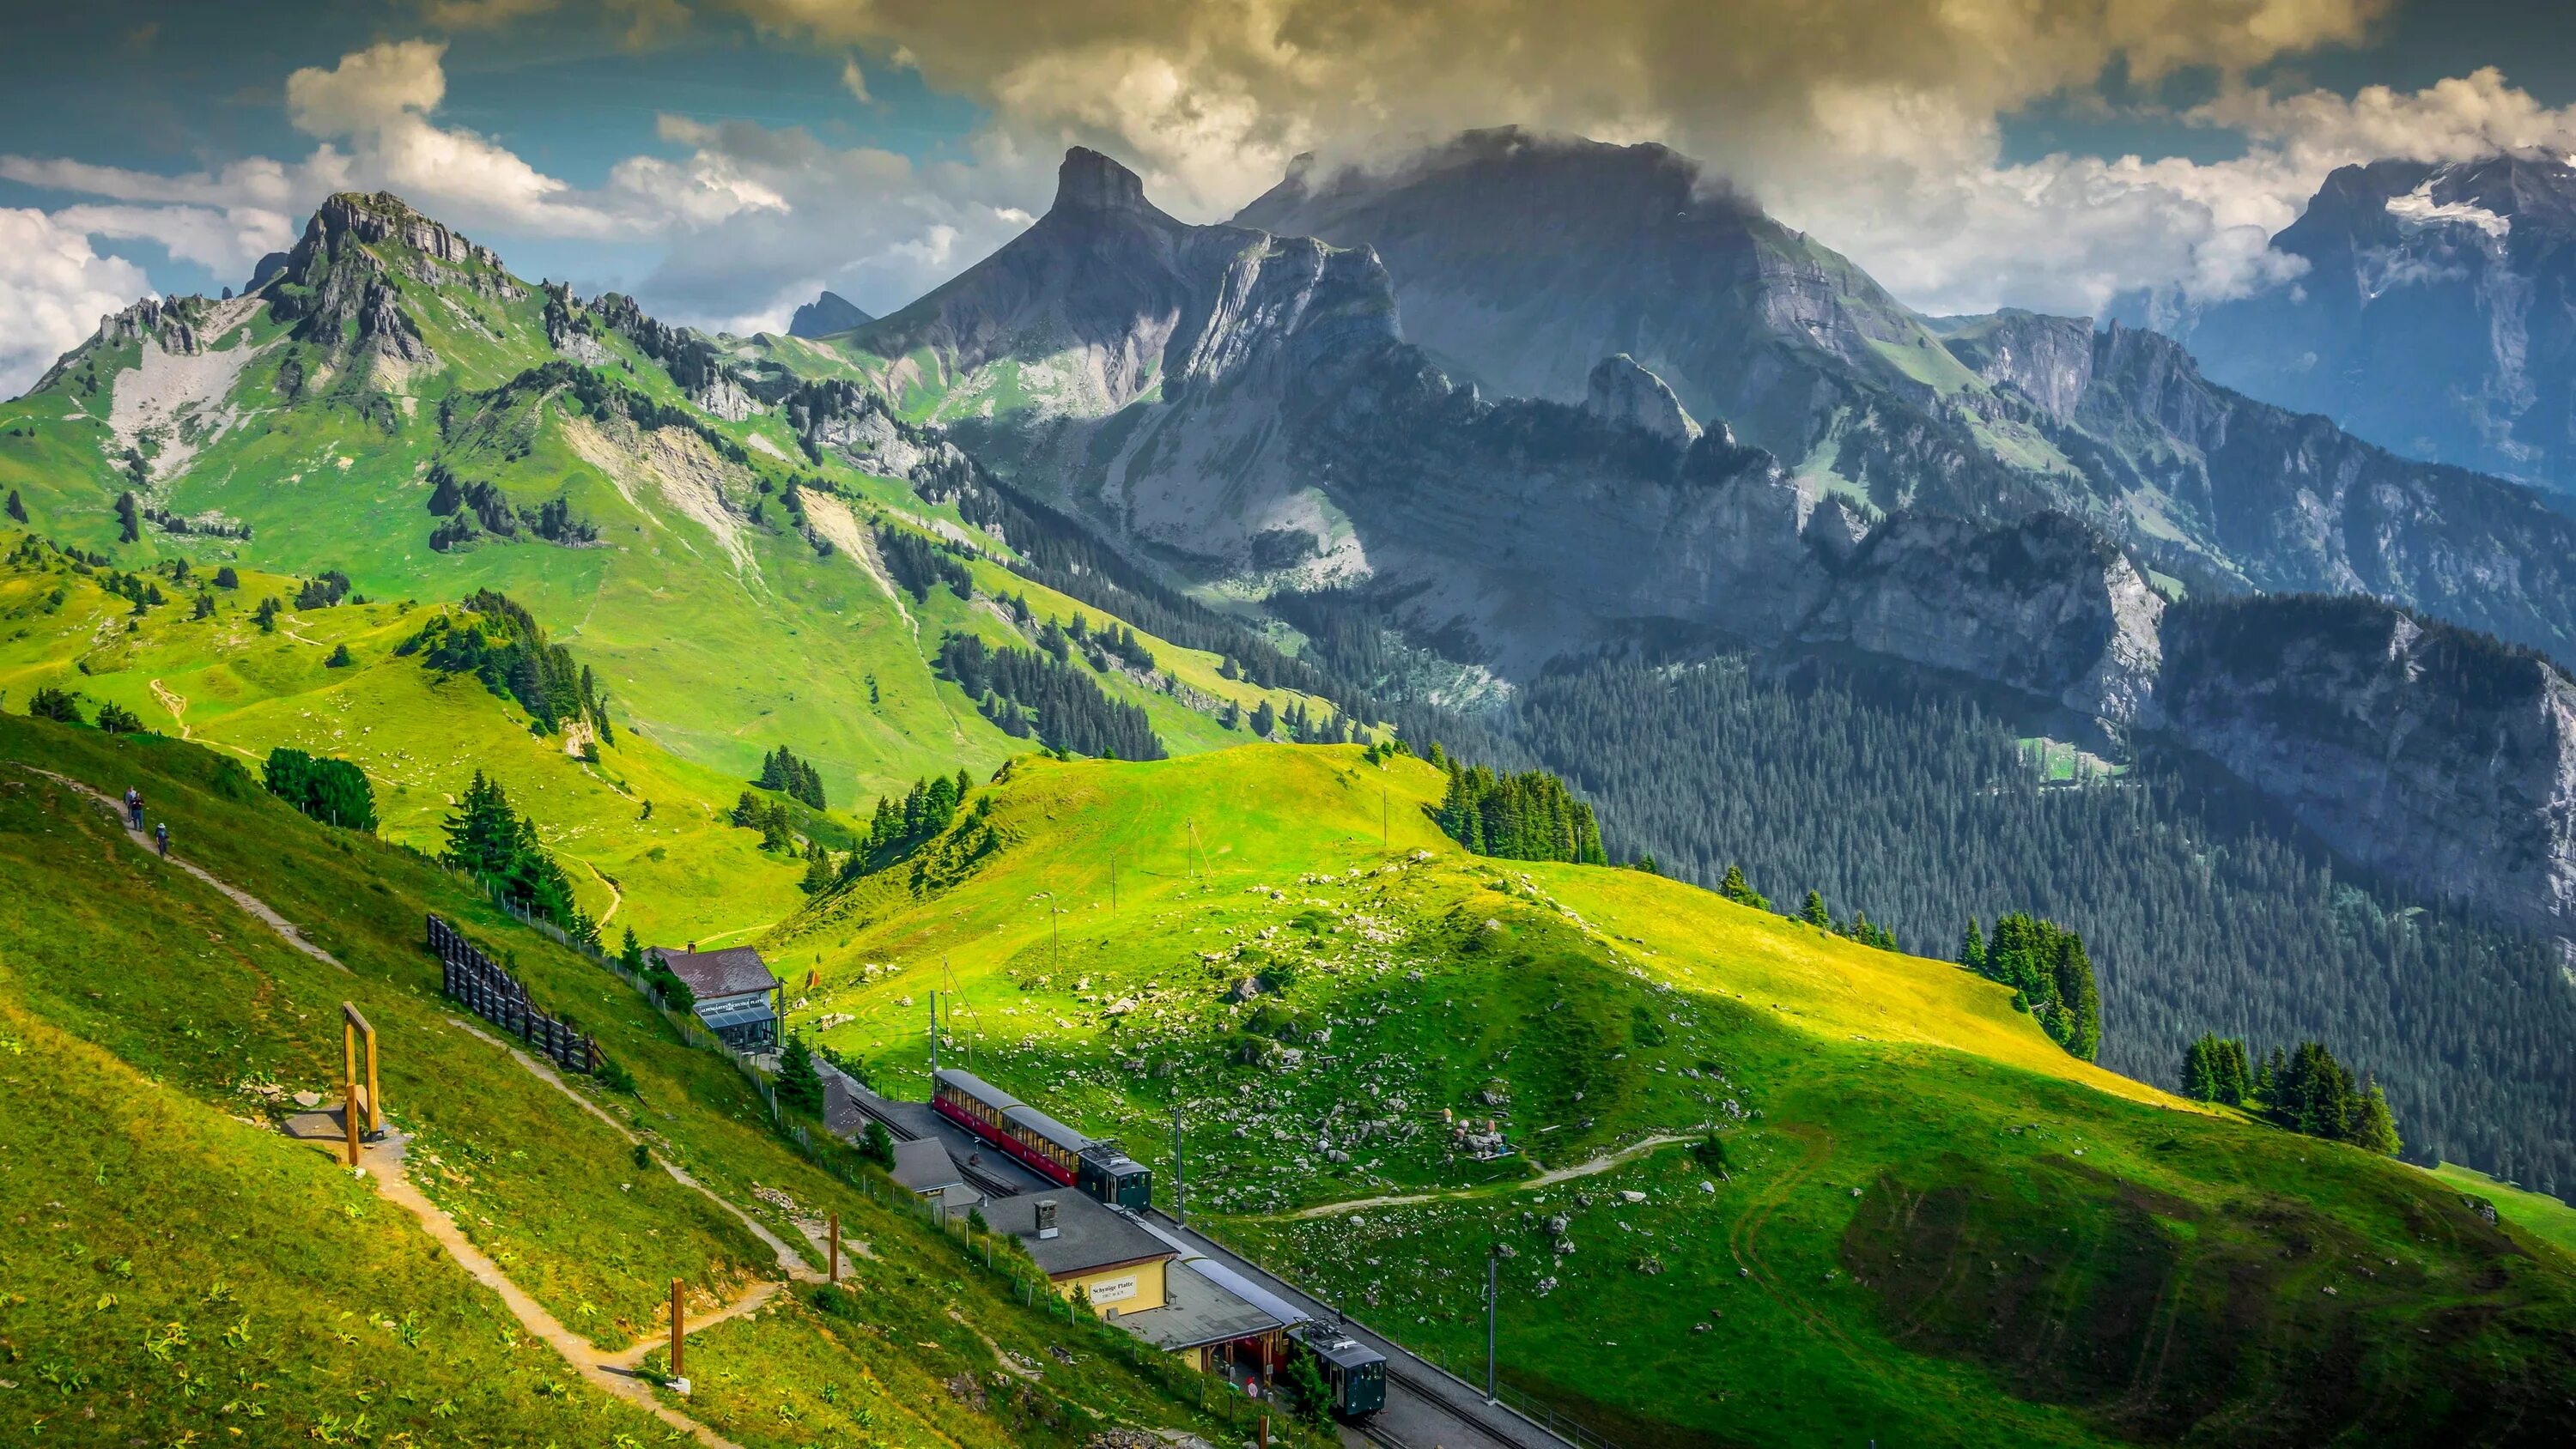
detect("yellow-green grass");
top-left (0, 712), bottom-right (1271, 1445)
top-left (2432, 1162), bottom-right (2576, 1258)
top-left (0, 549), bottom-right (812, 944)
top-left (758, 742), bottom-right (2576, 1447)
top-left (0, 997), bottom-right (666, 1446)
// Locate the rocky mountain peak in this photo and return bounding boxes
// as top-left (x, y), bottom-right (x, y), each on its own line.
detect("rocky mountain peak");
top-left (787, 289), bottom-right (872, 338)
top-left (1584, 355), bottom-right (1700, 446)
top-left (1053, 148), bottom-right (1157, 218)
top-left (306, 191), bottom-right (508, 273)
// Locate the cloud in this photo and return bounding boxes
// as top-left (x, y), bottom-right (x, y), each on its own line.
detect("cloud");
top-left (840, 56), bottom-right (869, 103)
top-left (47, 203), bottom-right (301, 276)
top-left (283, 41), bottom-right (627, 238)
top-left (624, 117), bottom-right (1040, 332)
top-left (418, 0), bottom-right (559, 27)
top-left (0, 209), bottom-right (155, 398)
top-left (723, 0), bottom-right (2396, 219)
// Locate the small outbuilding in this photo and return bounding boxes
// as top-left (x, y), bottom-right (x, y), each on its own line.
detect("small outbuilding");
top-left (650, 943), bottom-right (782, 1051)
top-left (983, 1191), bottom-right (1176, 1316)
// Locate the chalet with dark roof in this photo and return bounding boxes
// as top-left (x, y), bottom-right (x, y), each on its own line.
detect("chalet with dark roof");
top-left (650, 943), bottom-right (781, 1050)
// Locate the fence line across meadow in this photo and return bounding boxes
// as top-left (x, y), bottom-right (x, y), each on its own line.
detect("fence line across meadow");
top-left (425, 912), bottom-right (602, 1075)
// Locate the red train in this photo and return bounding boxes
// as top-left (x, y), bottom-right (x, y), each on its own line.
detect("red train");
top-left (932, 1067), bottom-right (1152, 1210)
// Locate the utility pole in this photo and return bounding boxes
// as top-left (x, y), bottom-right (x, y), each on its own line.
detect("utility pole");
top-left (1485, 1242), bottom-right (1499, 1403)
top-left (1186, 817), bottom-right (1200, 880)
top-left (928, 990), bottom-right (939, 1072)
top-left (828, 1212), bottom-right (841, 1285)
top-left (1172, 1104), bottom-right (1185, 1225)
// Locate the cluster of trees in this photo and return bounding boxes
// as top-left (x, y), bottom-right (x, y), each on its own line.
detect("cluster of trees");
top-left (755, 745), bottom-right (827, 809)
top-left (25, 686), bottom-right (143, 733)
top-left (294, 570), bottom-right (352, 609)
top-left (427, 464), bottom-right (597, 550)
top-left (934, 631), bottom-right (1164, 761)
top-left (1962, 913), bottom-right (2103, 1060)
top-left (863, 769), bottom-right (978, 863)
top-left (2182, 1034), bottom-right (2402, 1155)
top-left (1433, 761), bottom-right (1607, 864)
top-left (1240, 694), bottom-right (1362, 744)
top-left (399, 591), bottom-right (614, 740)
top-left (730, 791), bottom-right (801, 852)
top-left (261, 746), bottom-right (377, 832)
top-left (874, 524), bottom-right (974, 603)
top-left (1500, 654), bottom-right (2576, 1191)
top-left (441, 770), bottom-right (595, 945)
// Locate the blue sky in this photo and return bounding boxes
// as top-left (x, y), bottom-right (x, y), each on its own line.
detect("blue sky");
top-left (3, 0), bottom-right (2573, 394)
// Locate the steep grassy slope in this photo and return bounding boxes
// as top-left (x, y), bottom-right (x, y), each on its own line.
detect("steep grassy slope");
top-left (0, 712), bottom-right (1303, 1446)
top-left (0, 186), bottom-right (1361, 942)
top-left (764, 744), bottom-right (2576, 1447)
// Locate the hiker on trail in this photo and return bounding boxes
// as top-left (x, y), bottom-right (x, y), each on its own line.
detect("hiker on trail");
top-left (125, 787), bottom-right (143, 829)
top-left (155, 822), bottom-right (169, 858)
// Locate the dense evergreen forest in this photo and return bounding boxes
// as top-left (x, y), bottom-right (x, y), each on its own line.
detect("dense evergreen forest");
top-left (1433, 761), bottom-right (1607, 864)
top-left (756, 745), bottom-right (827, 809)
top-left (1964, 913), bottom-right (2102, 1060)
top-left (1511, 655), bottom-right (2576, 1195)
top-left (934, 631), bottom-right (1164, 761)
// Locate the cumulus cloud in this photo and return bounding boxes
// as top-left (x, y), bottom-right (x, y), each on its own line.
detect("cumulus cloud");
top-left (724, 0), bottom-right (2396, 220)
top-left (0, 209), bottom-right (156, 398)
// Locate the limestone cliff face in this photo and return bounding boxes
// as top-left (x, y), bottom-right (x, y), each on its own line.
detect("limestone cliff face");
top-left (1935, 310), bottom-right (2093, 422)
top-left (1802, 512), bottom-right (2164, 722)
top-left (1585, 355), bottom-right (1701, 446)
top-left (93, 296), bottom-right (206, 356)
top-left (2155, 596), bottom-right (2576, 932)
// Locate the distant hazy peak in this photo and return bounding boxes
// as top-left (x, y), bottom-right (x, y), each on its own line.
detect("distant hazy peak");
top-left (787, 290), bottom-right (872, 338)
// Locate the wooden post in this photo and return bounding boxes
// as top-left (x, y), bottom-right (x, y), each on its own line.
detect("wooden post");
top-left (829, 1212), bottom-right (841, 1284)
top-left (670, 1278), bottom-right (685, 1380)
top-left (1259, 1411), bottom-right (1270, 1448)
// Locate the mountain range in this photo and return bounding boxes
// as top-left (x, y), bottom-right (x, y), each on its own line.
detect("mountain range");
top-left (7, 123), bottom-right (2576, 1447)
top-left (2128, 151), bottom-right (2576, 496)
top-left (7, 132), bottom-right (2576, 1193)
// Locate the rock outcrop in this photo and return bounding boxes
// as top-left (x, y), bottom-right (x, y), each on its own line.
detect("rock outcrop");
top-left (787, 289), bottom-right (872, 338)
top-left (1802, 512), bottom-right (2164, 723)
top-left (2155, 595), bottom-right (2576, 932)
top-left (1585, 355), bottom-right (1701, 446)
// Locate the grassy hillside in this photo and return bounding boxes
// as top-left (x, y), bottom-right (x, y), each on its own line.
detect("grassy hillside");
top-left (0, 188), bottom-right (1360, 943)
top-left (765, 743), bottom-right (2576, 1447)
top-left (0, 711), bottom-right (1308, 1446)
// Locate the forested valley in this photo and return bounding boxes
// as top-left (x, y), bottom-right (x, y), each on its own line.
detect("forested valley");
top-left (1480, 654), bottom-right (2576, 1194)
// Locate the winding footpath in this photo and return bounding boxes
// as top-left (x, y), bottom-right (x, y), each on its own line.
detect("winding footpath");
top-left (23, 763), bottom-right (815, 1449)
top-left (1281, 1133), bottom-right (1693, 1220)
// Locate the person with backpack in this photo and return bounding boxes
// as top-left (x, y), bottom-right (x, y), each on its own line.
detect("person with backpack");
top-left (125, 786), bottom-right (143, 829)
top-left (155, 822), bottom-right (169, 858)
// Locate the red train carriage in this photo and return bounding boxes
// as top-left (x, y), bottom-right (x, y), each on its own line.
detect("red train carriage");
top-left (932, 1068), bottom-right (1151, 1210)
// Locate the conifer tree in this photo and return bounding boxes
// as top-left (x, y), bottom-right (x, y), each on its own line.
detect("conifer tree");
top-left (2354, 1077), bottom-right (2403, 1156)
top-left (776, 1035), bottom-right (825, 1116)
top-left (1959, 917), bottom-right (1987, 973)
top-left (1801, 890), bottom-right (1830, 928)
top-left (619, 925), bottom-right (644, 973)
top-left (4, 488), bottom-right (24, 523)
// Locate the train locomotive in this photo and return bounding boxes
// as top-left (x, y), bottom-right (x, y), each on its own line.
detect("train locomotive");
top-left (1285, 1324), bottom-right (1388, 1419)
top-left (931, 1067), bottom-right (1151, 1210)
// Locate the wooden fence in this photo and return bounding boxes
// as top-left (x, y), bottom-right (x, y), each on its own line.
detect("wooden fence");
top-left (426, 913), bottom-right (602, 1075)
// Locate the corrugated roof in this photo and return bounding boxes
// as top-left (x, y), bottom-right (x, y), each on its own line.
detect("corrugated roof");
top-left (653, 945), bottom-right (776, 1000)
top-left (1116, 1261), bottom-right (1282, 1351)
top-left (1130, 1217), bottom-right (1310, 1329)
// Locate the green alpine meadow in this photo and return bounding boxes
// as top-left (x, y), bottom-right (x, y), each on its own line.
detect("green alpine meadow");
top-left (5, 8), bottom-right (2576, 1445)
